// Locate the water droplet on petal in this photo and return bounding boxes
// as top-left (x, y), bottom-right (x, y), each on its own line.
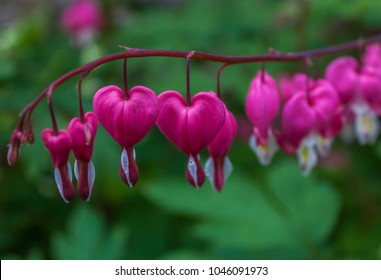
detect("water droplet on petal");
top-left (121, 148), bottom-right (133, 187)
top-left (74, 160), bottom-right (79, 181)
top-left (187, 155), bottom-right (199, 188)
top-left (54, 167), bottom-right (68, 203)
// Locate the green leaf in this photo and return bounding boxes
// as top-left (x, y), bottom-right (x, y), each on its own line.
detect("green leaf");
top-left (143, 160), bottom-right (340, 256)
top-left (51, 205), bottom-right (128, 259)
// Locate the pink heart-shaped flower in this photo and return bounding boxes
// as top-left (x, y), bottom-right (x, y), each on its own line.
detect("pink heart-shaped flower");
top-left (156, 90), bottom-right (226, 188)
top-left (93, 85), bottom-right (158, 147)
top-left (157, 90), bottom-right (226, 155)
top-left (93, 85), bottom-right (158, 187)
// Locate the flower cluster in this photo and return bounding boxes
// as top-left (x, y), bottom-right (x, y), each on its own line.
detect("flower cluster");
top-left (246, 43), bottom-right (381, 175)
top-left (7, 37), bottom-right (381, 202)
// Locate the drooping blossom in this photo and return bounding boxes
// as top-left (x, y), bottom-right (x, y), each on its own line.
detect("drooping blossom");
top-left (245, 71), bottom-right (280, 165)
top-left (67, 112), bottom-right (98, 201)
top-left (279, 73), bottom-right (315, 103)
top-left (325, 50), bottom-right (381, 144)
top-left (205, 104), bottom-right (237, 192)
top-left (61, 0), bottom-right (103, 46)
top-left (277, 78), bottom-right (341, 175)
top-left (156, 91), bottom-right (226, 188)
top-left (93, 85), bottom-right (158, 187)
top-left (41, 129), bottom-right (74, 203)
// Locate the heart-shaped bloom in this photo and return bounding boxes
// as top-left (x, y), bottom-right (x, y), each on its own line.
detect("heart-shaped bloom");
top-left (279, 73), bottom-right (315, 103)
top-left (93, 85), bottom-right (158, 187)
top-left (67, 112), bottom-right (98, 201)
top-left (278, 79), bottom-right (341, 175)
top-left (41, 129), bottom-right (74, 203)
top-left (245, 71), bottom-right (280, 165)
top-left (205, 105), bottom-right (237, 192)
top-left (325, 55), bottom-right (381, 144)
top-left (61, 0), bottom-right (103, 46)
top-left (363, 43), bottom-right (381, 75)
top-left (156, 90), bottom-right (226, 188)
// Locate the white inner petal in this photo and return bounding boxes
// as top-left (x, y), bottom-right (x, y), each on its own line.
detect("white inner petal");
top-left (187, 155), bottom-right (199, 188)
top-left (121, 148), bottom-right (133, 187)
top-left (74, 160), bottom-right (79, 181)
top-left (87, 160), bottom-right (96, 201)
top-left (54, 167), bottom-right (68, 203)
top-left (204, 156), bottom-right (215, 189)
top-left (316, 136), bottom-right (333, 157)
top-left (249, 130), bottom-right (278, 166)
top-left (7, 143), bottom-right (13, 166)
top-left (352, 102), bottom-right (380, 145)
top-left (297, 135), bottom-right (318, 176)
top-left (223, 157), bottom-right (233, 180)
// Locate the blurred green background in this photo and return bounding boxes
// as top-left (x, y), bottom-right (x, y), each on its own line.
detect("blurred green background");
top-left (1, 0), bottom-right (381, 260)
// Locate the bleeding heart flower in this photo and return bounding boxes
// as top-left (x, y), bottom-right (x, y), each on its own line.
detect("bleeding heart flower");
top-left (67, 112), bottom-right (98, 201)
top-left (325, 56), bottom-right (359, 106)
top-left (279, 73), bottom-right (315, 103)
top-left (278, 79), bottom-right (341, 175)
top-left (205, 105), bottom-right (237, 192)
top-left (61, 0), bottom-right (103, 47)
top-left (245, 71), bottom-right (280, 165)
top-left (156, 90), bottom-right (226, 188)
top-left (363, 43), bottom-right (381, 75)
top-left (325, 54), bottom-right (381, 144)
top-left (93, 85), bottom-right (159, 187)
top-left (41, 129), bottom-right (74, 203)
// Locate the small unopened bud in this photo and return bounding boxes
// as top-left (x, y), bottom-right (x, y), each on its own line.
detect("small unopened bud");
top-left (7, 129), bottom-right (23, 166)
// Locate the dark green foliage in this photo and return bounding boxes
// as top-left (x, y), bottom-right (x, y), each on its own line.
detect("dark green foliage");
top-left (1, 0), bottom-right (381, 260)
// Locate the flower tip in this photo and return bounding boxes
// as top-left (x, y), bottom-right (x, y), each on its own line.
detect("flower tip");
top-left (74, 160), bottom-right (95, 201)
top-left (120, 148), bottom-right (139, 187)
top-left (54, 163), bottom-right (75, 203)
top-left (186, 155), bottom-right (205, 189)
top-left (7, 143), bottom-right (19, 166)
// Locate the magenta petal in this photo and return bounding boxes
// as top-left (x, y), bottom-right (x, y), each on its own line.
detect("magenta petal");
top-left (208, 109), bottom-right (237, 158)
top-left (74, 160), bottom-right (95, 201)
top-left (363, 43), bottom-right (381, 74)
top-left (325, 56), bottom-right (359, 105)
top-left (310, 79), bottom-right (341, 135)
top-left (245, 71), bottom-right (280, 146)
top-left (280, 93), bottom-right (316, 149)
top-left (185, 154), bottom-right (205, 188)
top-left (93, 85), bottom-right (159, 147)
top-left (7, 129), bottom-right (23, 166)
top-left (120, 147), bottom-right (139, 187)
top-left (279, 73), bottom-right (314, 103)
top-left (156, 91), bottom-right (226, 154)
top-left (41, 129), bottom-right (72, 167)
top-left (68, 112), bottom-right (98, 161)
top-left (359, 74), bottom-right (381, 115)
top-left (55, 163), bottom-right (75, 203)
